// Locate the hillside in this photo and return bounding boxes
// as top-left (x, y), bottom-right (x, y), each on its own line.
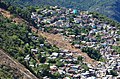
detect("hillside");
top-left (1, 0), bottom-right (120, 22)
top-left (0, 49), bottom-right (38, 79)
top-left (0, 8), bottom-right (97, 78)
top-left (0, 1), bottom-right (120, 78)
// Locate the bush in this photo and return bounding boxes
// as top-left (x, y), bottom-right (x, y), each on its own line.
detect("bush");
top-left (81, 47), bottom-right (102, 61)
top-left (77, 56), bottom-right (83, 61)
top-left (109, 70), bottom-right (118, 76)
top-left (53, 72), bottom-right (61, 78)
top-left (47, 59), bottom-right (56, 64)
top-left (56, 61), bottom-right (64, 67)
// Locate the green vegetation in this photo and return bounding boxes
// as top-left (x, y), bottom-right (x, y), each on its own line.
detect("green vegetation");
top-left (0, 14), bottom-right (59, 78)
top-left (56, 61), bottom-right (64, 67)
top-left (0, 1), bottom-right (36, 26)
top-left (90, 12), bottom-right (120, 28)
top-left (107, 70), bottom-right (118, 76)
top-left (0, 1), bottom-right (119, 78)
top-left (1, 0), bottom-right (120, 22)
top-left (77, 56), bottom-right (83, 61)
top-left (0, 65), bottom-right (23, 79)
top-left (81, 47), bottom-right (102, 61)
top-left (81, 63), bottom-right (89, 71)
top-left (112, 46), bottom-right (120, 54)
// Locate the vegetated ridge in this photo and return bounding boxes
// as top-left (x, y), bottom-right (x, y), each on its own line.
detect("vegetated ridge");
top-left (2, 0), bottom-right (120, 22)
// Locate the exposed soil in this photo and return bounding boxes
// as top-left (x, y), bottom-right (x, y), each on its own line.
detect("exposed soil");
top-left (32, 27), bottom-right (98, 66)
top-left (0, 49), bottom-right (38, 79)
top-left (0, 8), bottom-right (98, 68)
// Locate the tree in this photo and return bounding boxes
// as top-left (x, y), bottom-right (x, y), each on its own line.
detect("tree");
top-left (53, 72), bottom-right (61, 78)
top-left (27, 6), bottom-right (36, 12)
top-left (74, 27), bottom-right (79, 36)
top-left (81, 64), bottom-right (89, 71)
top-left (40, 57), bottom-right (46, 63)
top-left (77, 56), bottom-right (83, 61)
top-left (81, 47), bottom-right (102, 61)
top-left (8, 6), bottom-right (15, 13)
top-left (39, 64), bottom-right (50, 77)
top-left (47, 59), bottom-right (56, 64)
top-left (56, 61), bottom-right (64, 67)
top-left (109, 70), bottom-right (118, 76)
top-left (16, 7), bottom-right (22, 15)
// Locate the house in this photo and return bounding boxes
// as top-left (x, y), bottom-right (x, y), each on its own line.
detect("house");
top-left (74, 18), bottom-right (81, 24)
top-left (73, 74), bottom-right (81, 78)
top-left (69, 35), bottom-right (75, 38)
top-left (74, 44), bottom-right (80, 48)
top-left (31, 36), bottom-right (38, 40)
top-left (66, 53), bottom-right (73, 57)
top-left (31, 12), bottom-right (37, 19)
top-left (54, 20), bottom-right (63, 26)
top-left (58, 69), bottom-right (65, 74)
top-left (40, 44), bottom-right (44, 47)
top-left (60, 16), bottom-right (66, 21)
top-left (92, 25), bottom-right (97, 29)
top-left (72, 9), bottom-right (78, 14)
top-left (81, 71), bottom-right (90, 78)
top-left (68, 69), bottom-right (76, 74)
top-left (29, 61), bottom-right (35, 67)
top-left (116, 76), bottom-right (120, 79)
top-left (24, 55), bottom-right (30, 61)
top-left (31, 49), bottom-right (38, 53)
top-left (87, 76), bottom-right (96, 79)
top-left (103, 75), bottom-right (113, 79)
top-left (56, 29), bottom-right (64, 32)
top-left (99, 70), bottom-right (106, 77)
top-left (50, 65), bottom-right (58, 71)
top-left (61, 49), bottom-right (69, 53)
top-left (41, 52), bottom-right (46, 54)
top-left (43, 76), bottom-right (49, 79)
top-left (87, 64), bottom-right (93, 69)
top-left (63, 77), bottom-right (70, 79)
top-left (59, 52), bottom-right (65, 56)
top-left (51, 52), bottom-right (59, 57)
top-left (66, 23), bottom-right (72, 28)
top-left (71, 65), bottom-right (80, 69)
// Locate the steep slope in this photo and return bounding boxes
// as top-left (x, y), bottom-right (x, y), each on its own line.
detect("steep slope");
top-left (89, 0), bottom-right (120, 22)
top-left (0, 49), bottom-right (38, 79)
top-left (32, 27), bottom-right (98, 66)
top-left (0, 8), bottom-right (98, 66)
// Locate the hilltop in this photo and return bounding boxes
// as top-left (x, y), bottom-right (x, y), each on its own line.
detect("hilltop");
top-left (1, 0), bottom-right (120, 22)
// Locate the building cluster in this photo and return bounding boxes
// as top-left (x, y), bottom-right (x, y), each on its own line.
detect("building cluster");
top-left (31, 6), bottom-right (120, 79)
